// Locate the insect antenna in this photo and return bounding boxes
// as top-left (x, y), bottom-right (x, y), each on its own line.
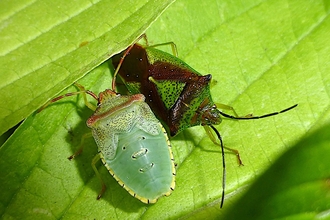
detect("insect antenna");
top-left (112, 35), bottom-right (147, 91)
top-left (112, 43), bottom-right (137, 91)
top-left (219, 104), bottom-right (297, 120)
top-left (210, 125), bottom-right (226, 208)
top-left (38, 84), bottom-right (98, 113)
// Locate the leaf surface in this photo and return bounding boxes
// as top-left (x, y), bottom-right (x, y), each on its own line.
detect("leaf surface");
top-left (1, 0), bottom-right (329, 219)
top-left (0, 0), bottom-right (175, 136)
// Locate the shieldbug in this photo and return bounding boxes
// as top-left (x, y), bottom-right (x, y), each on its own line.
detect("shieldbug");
top-left (111, 36), bottom-right (297, 207)
top-left (39, 67), bottom-right (176, 204)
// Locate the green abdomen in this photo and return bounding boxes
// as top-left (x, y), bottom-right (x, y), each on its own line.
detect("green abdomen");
top-left (102, 125), bottom-right (174, 203)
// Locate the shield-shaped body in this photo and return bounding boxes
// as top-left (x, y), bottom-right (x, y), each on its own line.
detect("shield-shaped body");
top-left (87, 90), bottom-right (175, 203)
top-left (112, 44), bottom-right (220, 136)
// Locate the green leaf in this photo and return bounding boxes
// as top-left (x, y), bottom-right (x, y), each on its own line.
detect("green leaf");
top-left (0, 0), bottom-right (175, 136)
top-left (222, 122), bottom-right (330, 219)
top-left (1, 0), bottom-right (330, 219)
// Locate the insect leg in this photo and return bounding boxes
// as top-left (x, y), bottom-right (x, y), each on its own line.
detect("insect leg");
top-left (204, 126), bottom-right (243, 166)
top-left (139, 33), bottom-right (178, 57)
top-left (68, 132), bottom-right (93, 160)
top-left (74, 83), bottom-right (97, 111)
top-left (146, 41), bottom-right (178, 57)
top-left (216, 103), bottom-right (239, 117)
top-left (91, 154), bottom-right (107, 200)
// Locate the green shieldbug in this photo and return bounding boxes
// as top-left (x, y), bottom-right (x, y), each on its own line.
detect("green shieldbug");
top-left (39, 74), bottom-right (176, 204)
top-left (111, 37), bottom-right (297, 207)
top-left (112, 42), bottom-right (297, 137)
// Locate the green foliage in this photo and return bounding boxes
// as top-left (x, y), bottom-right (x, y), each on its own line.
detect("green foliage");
top-left (0, 0), bottom-right (175, 136)
top-left (222, 122), bottom-right (330, 219)
top-left (1, 0), bottom-right (330, 219)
